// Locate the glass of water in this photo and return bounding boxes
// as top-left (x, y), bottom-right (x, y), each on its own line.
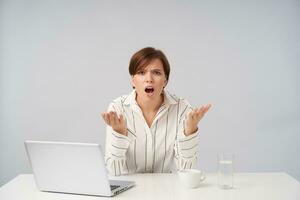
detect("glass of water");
top-left (218, 153), bottom-right (234, 189)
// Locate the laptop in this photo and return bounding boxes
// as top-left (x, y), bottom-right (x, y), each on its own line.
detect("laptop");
top-left (24, 140), bottom-right (135, 197)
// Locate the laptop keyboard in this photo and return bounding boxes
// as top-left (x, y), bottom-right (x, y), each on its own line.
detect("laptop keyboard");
top-left (110, 185), bottom-right (120, 190)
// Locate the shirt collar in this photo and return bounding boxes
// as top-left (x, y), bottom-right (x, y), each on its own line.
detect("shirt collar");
top-left (123, 90), bottom-right (178, 107)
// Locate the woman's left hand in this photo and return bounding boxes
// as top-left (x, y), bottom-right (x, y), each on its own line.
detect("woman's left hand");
top-left (184, 104), bottom-right (212, 136)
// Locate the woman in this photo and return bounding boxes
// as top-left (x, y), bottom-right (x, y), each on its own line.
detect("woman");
top-left (101, 47), bottom-right (211, 176)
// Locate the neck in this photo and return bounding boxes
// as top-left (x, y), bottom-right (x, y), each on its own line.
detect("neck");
top-left (136, 93), bottom-right (164, 113)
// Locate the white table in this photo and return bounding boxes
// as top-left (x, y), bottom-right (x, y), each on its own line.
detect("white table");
top-left (0, 173), bottom-right (299, 200)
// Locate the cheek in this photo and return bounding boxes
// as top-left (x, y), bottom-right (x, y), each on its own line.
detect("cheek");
top-left (132, 77), bottom-right (142, 87)
top-left (158, 79), bottom-right (167, 87)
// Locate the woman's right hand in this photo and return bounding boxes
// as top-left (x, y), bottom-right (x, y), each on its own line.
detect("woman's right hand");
top-left (101, 111), bottom-right (127, 136)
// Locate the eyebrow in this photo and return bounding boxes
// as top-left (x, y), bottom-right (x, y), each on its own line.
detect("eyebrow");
top-left (138, 68), bottom-right (163, 72)
top-left (150, 68), bottom-right (163, 71)
top-left (136, 67), bottom-right (163, 74)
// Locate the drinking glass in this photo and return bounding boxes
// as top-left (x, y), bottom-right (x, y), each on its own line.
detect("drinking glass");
top-left (218, 153), bottom-right (234, 189)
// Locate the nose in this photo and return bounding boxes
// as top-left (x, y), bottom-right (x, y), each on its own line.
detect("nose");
top-left (145, 72), bottom-right (153, 83)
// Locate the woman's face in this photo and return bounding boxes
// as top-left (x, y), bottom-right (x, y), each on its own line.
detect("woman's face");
top-left (131, 58), bottom-right (167, 101)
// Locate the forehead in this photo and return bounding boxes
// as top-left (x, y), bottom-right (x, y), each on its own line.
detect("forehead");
top-left (140, 58), bottom-right (164, 71)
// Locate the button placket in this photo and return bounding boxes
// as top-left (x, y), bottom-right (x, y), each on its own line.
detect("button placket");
top-left (143, 123), bottom-right (152, 172)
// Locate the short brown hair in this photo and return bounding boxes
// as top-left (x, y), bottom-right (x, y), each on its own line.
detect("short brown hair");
top-left (129, 47), bottom-right (170, 81)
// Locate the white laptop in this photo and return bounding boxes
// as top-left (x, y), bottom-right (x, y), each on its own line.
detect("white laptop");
top-left (24, 140), bottom-right (135, 197)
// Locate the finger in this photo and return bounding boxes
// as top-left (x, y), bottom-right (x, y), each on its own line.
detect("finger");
top-left (114, 113), bottom-right (120, 124)
top-left (196, 106), bottom-right (205, 115)
top-left (196, 107), bottom-right (203, 114)
top-left (101, 113), bottom-right (105, 120)
top-left (193, 109), bottom-right (199, 119)
top-left (196, 104), bottom-right (211, 120)
top-left (101, 113), bottom-right (108, 123)
top-left (203, 104), bottom-right (211, 113)
top-left (192, 108), bottom-right (198, 115)
top-left (104, 113), bottom-right (111, 125)
top-left (193, 109), bottom-right (200, 118)
top-left (203, 104), bottom-right (210, 114)
top-left (107, 112), bottom-right (114, 125)
top-left (107, 113), bottom-right (112, 125)
top-left (194, 107), bottom-right (203, 119)
top-left (188, 111), bottom-right (194, 119)
top-left (109, 112), bottom-right (117, 125)
top-left (113, 112), bottom-right (119, 124)
top-left (114, 112), bottom-right (120, 124)
top-left (119, 114), bottom-right (124, 124)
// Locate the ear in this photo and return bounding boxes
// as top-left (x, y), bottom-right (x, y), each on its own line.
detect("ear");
top-left (131, 75), bottom-right (135, 88)
top-left (164, 79), bottom-right (168, 88)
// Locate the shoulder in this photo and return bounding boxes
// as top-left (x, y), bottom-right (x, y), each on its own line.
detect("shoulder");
top-left (104, 93), bottom-right (129, 112)
top-left (165, 91), bottom-right (192, 108)
top-left (108, 94), bottom-right (127, 108)
top-left (112, 94), bottom-right (128, 104)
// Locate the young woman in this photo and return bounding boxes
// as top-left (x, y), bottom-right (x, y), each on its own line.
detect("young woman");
top-left (101, 47), bottom-right (211, 176)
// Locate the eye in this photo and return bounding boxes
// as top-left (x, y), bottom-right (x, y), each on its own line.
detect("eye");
top-left (153, 71), bottom-right (162, 75)
top-left (137, 70), bottom-right (145, 75)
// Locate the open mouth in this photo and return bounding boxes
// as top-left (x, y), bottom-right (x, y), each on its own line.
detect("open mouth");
top-left (145, 87), bottom-right (154, 94)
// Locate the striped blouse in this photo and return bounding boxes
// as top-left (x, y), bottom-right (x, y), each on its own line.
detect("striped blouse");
top-left (104, 90), bottom-right (199, 176)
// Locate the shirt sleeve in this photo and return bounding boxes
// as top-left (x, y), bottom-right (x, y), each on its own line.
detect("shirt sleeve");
top-left (104, 102), bottom-right (132, 176)
top-left (174, 100), bottom-right (199, 170)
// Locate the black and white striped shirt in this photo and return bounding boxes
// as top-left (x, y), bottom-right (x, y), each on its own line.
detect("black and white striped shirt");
top-left (104, 90), bottom-right (199, 176)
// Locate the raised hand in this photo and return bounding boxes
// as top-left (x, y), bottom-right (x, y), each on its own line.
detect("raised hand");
top-left (101, 111), bottom-right (127, 136)
top-left (184, 104), bottom-right (211, 136)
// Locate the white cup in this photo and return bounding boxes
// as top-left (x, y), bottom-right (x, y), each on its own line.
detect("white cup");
top-left (178, 169), bottom-right (206, 188)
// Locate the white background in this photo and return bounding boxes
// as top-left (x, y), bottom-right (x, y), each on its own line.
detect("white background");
top-left (1, 0), bottom-right (299, 186)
